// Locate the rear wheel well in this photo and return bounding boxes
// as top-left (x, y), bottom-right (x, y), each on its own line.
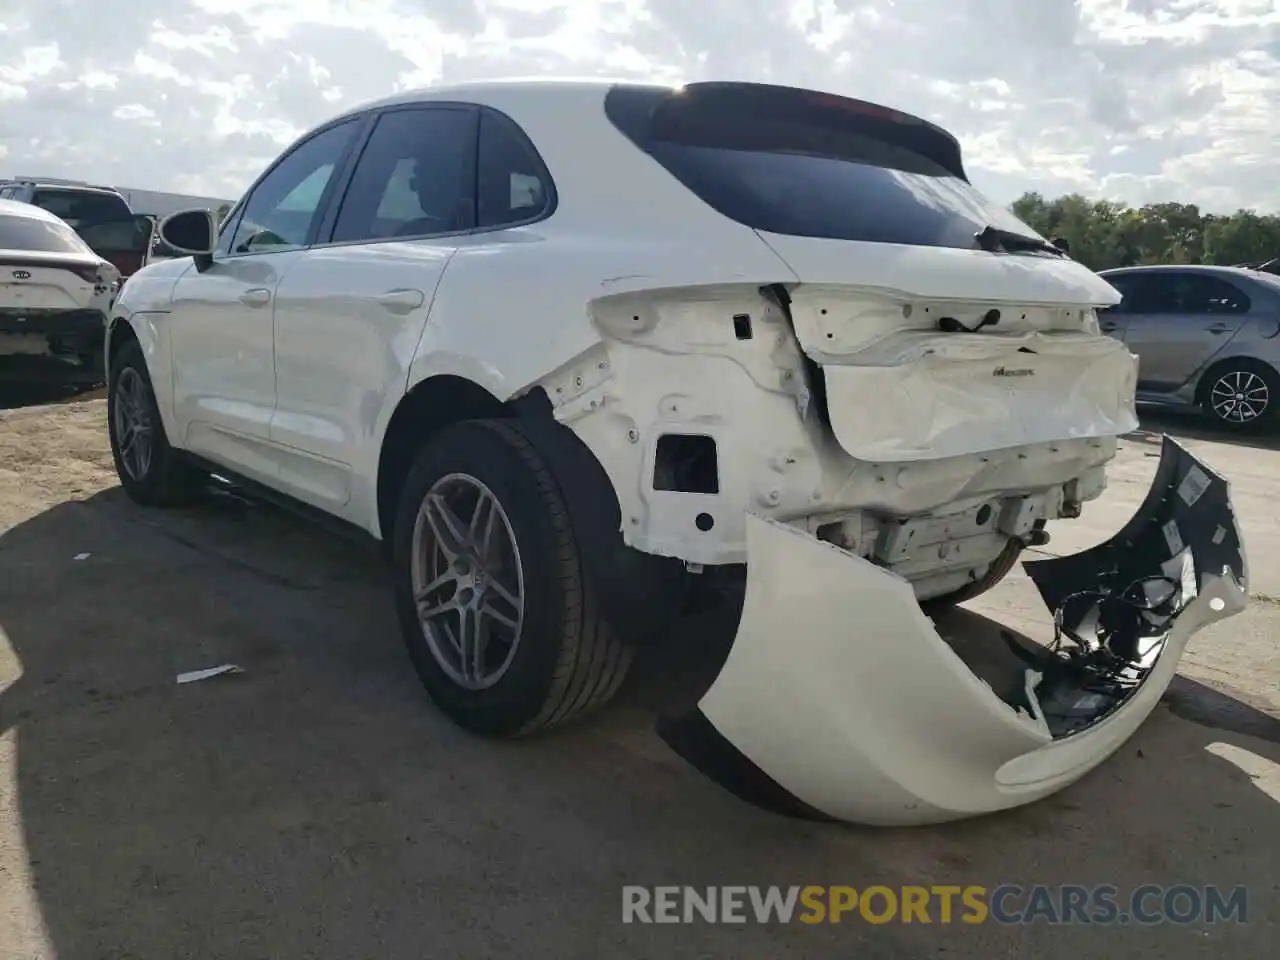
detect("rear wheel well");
top-left (376, 375), bottom-right (511, 540)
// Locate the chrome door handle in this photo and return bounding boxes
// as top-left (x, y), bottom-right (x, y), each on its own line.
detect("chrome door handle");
top-left (1207, 323), bottom-right (1232, 334)
top-left (239, 287), bottom-right (272, 307)
top-left (377, 288), bottom-right (425, 314)
top-left (1100, 322), bottom-right (1118, 332)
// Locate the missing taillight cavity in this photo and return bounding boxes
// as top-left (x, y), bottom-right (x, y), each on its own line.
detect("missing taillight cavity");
top-left (70, 265), bottom-right (101, 284)
top-left (654, 434), bottom-right (719, 494)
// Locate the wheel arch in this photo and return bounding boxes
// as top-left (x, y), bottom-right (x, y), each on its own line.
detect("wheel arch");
top-left (106, 312), bottom-right (180, 440)
top-left (376, 374), bottom-right (512, 544)
top-left (376, 376), bottom-right (689, 643)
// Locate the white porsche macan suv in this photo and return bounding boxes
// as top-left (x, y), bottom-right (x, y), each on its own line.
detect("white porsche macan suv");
top-left (106, 79), bottom-right (1247, 826)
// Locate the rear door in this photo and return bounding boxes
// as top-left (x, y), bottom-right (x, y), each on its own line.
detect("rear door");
top-left (1121, 272), bottom-right (1251, 391)
top-left (268, 104), bottom-right (478, 514)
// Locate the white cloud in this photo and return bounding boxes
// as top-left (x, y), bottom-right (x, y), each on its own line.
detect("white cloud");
top-left (0, 0), bottom-right (1277, 213)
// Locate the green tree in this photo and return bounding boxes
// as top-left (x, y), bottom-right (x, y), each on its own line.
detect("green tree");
top-left (1007, 192), bottom-right (1280, 271)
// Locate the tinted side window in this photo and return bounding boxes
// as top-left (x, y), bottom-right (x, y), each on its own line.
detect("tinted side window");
top-left (228, 118), bottom-right (361, 255)
top-left (1170, 275), bottom-right (1250, 315)
top-left (476, 111), bottom-right (553, 229)
top-left (330, 107), bottom-right (476, 244)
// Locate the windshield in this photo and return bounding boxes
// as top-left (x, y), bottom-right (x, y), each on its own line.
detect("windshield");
top-left (0, 214), bottom-right (92, 254)
top-left (31, 188), bottom-right (132, 227)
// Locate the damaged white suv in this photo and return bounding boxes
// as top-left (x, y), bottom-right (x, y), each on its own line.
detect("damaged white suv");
top-left (106, 79), bottom-right (1247, 825)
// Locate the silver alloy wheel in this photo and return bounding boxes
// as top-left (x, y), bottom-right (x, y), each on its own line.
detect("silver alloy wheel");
top-left (410, 473), bottom-right (526, 691)
top-left (1209, 369), bottom-right (1269, 424)
top-left (113, 367), bottom-right (154, 481)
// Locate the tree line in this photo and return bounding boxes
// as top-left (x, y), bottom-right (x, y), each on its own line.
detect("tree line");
top-left (1009, 192), bottom-right (1280, 273)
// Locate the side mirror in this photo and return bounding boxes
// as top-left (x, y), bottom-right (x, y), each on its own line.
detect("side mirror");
top-left (158, 208), bottom-right (218, 267)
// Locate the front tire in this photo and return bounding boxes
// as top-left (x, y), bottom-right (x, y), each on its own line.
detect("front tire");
top-left (1201, 358), bottom-right (1279, 432)
top-left (391, 418), bottom-right (632, 737)
top-left (107, 339), bottom-right (205, 506)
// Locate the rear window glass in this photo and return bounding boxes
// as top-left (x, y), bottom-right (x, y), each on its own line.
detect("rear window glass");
top-left (605, 84), bottom-right (1044, 251)
top-left (31, 188), bottom-right (132, 227)
top-left (0, 214), bottom-right (91, 253)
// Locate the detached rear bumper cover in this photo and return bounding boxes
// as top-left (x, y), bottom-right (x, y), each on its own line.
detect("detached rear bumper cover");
top-left (657, 437), bottom-right (1247, 826)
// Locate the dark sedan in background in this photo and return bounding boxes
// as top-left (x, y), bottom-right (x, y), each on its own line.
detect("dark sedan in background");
top-left (1097, 263), bottom-right (1280, 431)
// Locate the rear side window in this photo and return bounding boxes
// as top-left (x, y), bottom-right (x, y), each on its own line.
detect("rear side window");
top-left (1169, 274), bottom-right (1250, 315)
top-left (0, 214), bottom-right (91, 253)
top-left (604, 83), bottom-right (1043, 250)
top-left (476, 110), bottom-right (554, 229)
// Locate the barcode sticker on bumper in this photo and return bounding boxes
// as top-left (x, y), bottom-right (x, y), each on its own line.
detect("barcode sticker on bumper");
top-left (1177, 466), bottom-right (1211, 507)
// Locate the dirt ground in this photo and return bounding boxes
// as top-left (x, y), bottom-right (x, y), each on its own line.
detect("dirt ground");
top-left (0, 393), bottom-right (1276, 960)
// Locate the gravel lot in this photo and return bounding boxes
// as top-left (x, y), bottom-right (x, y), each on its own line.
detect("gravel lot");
top-left (0, 392), bottom-right (1276, 959)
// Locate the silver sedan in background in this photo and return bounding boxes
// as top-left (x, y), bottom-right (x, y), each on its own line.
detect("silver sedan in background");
top-left (1098, 263), bottom-right (1280, 431)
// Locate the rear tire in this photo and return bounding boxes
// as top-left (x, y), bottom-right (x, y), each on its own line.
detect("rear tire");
top-left (391, 418), bottom-right (632, 737)
top-left (107, 339), bottom-right (205, 506)
top-left (1200, 358), bottom-right (1279, 433)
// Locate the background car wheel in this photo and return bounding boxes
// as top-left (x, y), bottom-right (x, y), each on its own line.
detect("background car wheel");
top-left (1201, 359), bottom-right (1279, 432)
top-left (392, 418), bottom-right (632, 738)
top-left (107, 340), bottom-right (205, 506)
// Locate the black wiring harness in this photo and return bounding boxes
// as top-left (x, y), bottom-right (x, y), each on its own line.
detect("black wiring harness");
top-left (1004, 572), bottom-right (1189, 708)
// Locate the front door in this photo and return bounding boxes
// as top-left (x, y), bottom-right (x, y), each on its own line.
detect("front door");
top-left (167, 117), bottom-right (364, 483)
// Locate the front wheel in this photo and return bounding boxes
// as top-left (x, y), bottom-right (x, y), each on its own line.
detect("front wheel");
top-left (391, 418), bottom-right (632, 738)
top-left (107, 339), bottom-right (205, 505)
top-left (1201, 359), bottom-right (1279, 432)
